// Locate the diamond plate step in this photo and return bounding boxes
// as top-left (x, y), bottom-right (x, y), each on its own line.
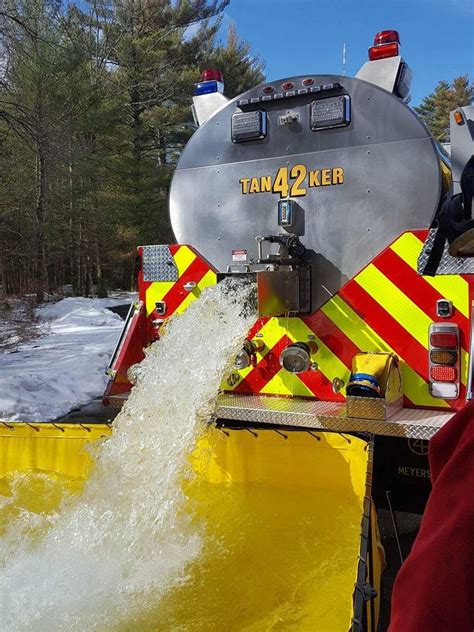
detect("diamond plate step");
top-left (215, 394), bottom-right (454, 439)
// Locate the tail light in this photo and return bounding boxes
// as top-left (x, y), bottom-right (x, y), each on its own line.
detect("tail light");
top-left (429, 323), bottom-right (460, 399)
top-left (430, 331), bottom-right (457, 347)
top-left (368, 29), bottom-right (401, 61)
top-left (430, 366), bottom-right (457, 382)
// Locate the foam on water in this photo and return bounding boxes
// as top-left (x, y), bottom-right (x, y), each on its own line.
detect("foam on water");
top-left (0, 280), bottom-right (255, 631)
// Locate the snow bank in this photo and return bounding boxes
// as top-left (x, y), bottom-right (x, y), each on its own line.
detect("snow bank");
top-left (0, 297), bottom-right (129, 421)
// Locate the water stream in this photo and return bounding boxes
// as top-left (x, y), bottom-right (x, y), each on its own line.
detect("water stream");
top-left (0, 280), bottom-right (255, 631)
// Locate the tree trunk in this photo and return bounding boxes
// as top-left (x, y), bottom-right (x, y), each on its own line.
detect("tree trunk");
top-left (68, 141), bottom-right (78, 294)
top-left (77, 219), bottom-right (83, 295)
top-left (34, 149), bottom-right (47, 303)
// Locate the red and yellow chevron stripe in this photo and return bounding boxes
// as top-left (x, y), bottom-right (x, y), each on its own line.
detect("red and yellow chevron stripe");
top-left (224, 231), bottom-right (470, 411)
top-left (104, 245), bottom-right (218, 404)
top-left (140, 245), bottom-right (217, 320)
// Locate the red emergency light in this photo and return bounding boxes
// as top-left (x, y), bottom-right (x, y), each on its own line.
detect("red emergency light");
top-left (200, 68), bottom-right (224, 83)
top-left (374, 30), bottom-right (400, 46)
top-left (368, 30), bottom-right (400, 61)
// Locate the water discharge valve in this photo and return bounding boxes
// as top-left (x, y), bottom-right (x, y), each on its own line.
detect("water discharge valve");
top-left (234, 339), bottom-right (265, 370)
top-left (279, 342), bottom-right (318, 374)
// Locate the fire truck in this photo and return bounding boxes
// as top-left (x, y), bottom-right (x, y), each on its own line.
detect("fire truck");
top-left (2, 29), bottom-right (473, 632)
top-left (105, 28), bottom-right (473, 460)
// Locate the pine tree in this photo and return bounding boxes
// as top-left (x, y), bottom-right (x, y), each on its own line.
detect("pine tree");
top-left (0, 0), bottom-right (265, 298)
top-left (415, 75), bottom-right (473, 143)
top-left (203, 22), bottom-right (265, 98)
top-left (100, 0), bottom-right (230, 247)
top-left (0, 0), bottom-right (67, 300)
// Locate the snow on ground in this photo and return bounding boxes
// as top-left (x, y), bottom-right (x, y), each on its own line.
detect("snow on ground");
top-left (0, 296), bottom-right (134, 421)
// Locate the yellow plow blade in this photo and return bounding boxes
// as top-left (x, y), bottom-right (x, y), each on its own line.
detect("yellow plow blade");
top-left (0, 423), bottom-right (382, 631)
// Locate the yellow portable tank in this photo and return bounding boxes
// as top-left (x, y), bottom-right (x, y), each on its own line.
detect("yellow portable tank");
top-left (0, 422), bottom-right (383, 631)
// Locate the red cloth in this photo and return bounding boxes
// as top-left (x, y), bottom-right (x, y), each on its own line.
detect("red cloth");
top-left (388, 402), bottom-right (474, 631)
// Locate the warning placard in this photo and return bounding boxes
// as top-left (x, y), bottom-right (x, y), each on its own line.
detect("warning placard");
top-left (232, 249), bottom-right (247, 262)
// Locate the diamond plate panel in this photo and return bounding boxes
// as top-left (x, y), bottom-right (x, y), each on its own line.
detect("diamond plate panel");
top-left (215, 394), bottom-right (453, 439)
top-left (417, 228), bottom-right (474, 275)
top-left (142, 245), bottom-right (178, 282)
top-left (346, 395), bottom-right (402, 421)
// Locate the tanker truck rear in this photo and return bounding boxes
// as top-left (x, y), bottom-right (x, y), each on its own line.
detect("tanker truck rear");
top-left (106, 28), bottom-right (473, 446)
top-left (2, 29), bottom-right (473, 631)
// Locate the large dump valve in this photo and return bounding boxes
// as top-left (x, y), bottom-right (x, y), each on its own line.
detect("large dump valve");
top-left (255, 234), bottom-right (311, 317)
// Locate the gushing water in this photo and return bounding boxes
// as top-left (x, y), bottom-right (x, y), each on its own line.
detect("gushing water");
top-left (0, 280), bottom-right (255, 631)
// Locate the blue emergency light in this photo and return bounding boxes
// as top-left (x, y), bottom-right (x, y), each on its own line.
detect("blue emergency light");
top-left (194, 69), bottom-right (224, 96)
top-left (194, 80), bottom-right (220, 96)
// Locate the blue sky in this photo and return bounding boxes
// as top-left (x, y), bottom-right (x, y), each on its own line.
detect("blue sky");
top-left (222, 0), bottom-right (474, 105)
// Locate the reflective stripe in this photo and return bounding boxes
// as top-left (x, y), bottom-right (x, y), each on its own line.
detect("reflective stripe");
top-left (260, 367), bottom-right (315, 397)
top-left (174, 245), bottom-right (196, 276)
top-left (176, 269), bottom-right (218, 314)
top-left (145, 246), bottom-right (216, 317)
top-left (236, 335), bottom-right (291, 394)
top-left (145, 282), bottom-right (174, 316)
top-left (281, 317), bottom-right (349, 392)
top-left (324, 294), bottom-right (450, 409)
top-left (353, 254), bottom-right (468, 390)
top-left (230, 316), bottom-right (349, 397)
top-left (356, 264), bottom-right (432, 348)
top-left (390, 232), bottom-right (469, 318)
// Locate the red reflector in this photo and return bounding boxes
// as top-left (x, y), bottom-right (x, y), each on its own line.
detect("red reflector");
top-left (262, 85), bottom-right (274, 94)
top-left (302, 78), bottom-right (314, 86)
top-left (200, 68), bottom-right (223, 83)
top-left (430, 332), bottom-right (457, 348)
top-left (368, 42), bottom-right (399, 61)
top-left (282, 81), bottom-right (294, 90)
top-left (374, 30), bottom-right (400, 46)
top-left (431, 366), bottom-right (457, 382)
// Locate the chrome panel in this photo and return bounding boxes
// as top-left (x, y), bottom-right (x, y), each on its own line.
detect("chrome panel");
top-left (170, 74), bottom-right (442, 310)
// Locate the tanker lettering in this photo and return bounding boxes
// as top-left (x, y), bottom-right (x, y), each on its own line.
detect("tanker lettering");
top-left (260, 176), bottom-right (272, 192)
top-left (240, 166), bottom-right (344, 197)
top-left (249, 177), bottom-right (260, 193)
